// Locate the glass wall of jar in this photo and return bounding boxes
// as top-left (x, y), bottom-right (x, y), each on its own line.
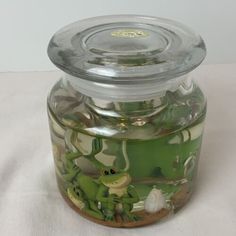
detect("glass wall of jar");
top-left (47, 15), bottom-right (206, 227)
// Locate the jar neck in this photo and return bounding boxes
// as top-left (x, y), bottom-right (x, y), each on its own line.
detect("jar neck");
top-left (63, 73), bottom-right (193, 118)
top-left (84, 96), bottom-right (168, 118)
top-left (64, 73), bottom-right (189, 102)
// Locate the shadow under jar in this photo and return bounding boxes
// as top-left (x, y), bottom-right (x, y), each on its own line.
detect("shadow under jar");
top-left (47, 15), bottom-right (207, 228)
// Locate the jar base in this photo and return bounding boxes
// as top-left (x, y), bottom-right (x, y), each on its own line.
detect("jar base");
top-left (57, 181), bottom-right (197, 228)
top-left (59, 186), bottom-right (170, 228)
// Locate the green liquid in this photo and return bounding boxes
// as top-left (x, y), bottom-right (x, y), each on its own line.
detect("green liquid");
top-left (48, 80), bottom-right (206, 226)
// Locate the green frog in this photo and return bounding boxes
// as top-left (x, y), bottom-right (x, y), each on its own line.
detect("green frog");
top-left (97, 167), bottom-right (139, 221)
top-left (66, 167), bottom-right (139, 221)
top-left (63, 137), bottom-right (139, 221)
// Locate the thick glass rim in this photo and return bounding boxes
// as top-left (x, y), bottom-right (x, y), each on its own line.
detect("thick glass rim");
top-left (48, 15), bottom-right (206, 86)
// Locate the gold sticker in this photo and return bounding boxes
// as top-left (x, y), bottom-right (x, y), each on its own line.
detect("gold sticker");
top-left (111, 29), bottom-right (149, 38)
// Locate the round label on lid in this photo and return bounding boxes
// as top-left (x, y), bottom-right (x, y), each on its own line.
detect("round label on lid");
top-left (111, 29), bottom-right (149, 38)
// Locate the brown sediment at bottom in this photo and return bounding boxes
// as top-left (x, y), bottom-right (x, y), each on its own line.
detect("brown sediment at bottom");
top-left (171, 183), bottom-right (192, 212)
top-left (59, 187), bottom-right (171, 228)
top-left (57, 181), bottom-right (194, 228)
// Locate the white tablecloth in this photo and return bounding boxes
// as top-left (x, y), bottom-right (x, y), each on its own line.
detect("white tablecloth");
top-left (0, 64), bottom-right (235, 236)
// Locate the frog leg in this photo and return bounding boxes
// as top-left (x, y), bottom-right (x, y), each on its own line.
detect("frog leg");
top-left (122, 203), bottom-right (140, 221)
top-left (121, 186), bottom-right (140, 221)
top-left (67, 186), bottom-right (86, 210)
top-left (83, 138), bottom-right (106, 169)
top-left (102, 201), bottom-right (116, 221)
top-left (96, 185), bottom-right (116, 221)
top-left (63, 151), bottom-right (83, 182)
top-left (69, 185), bottom-right (104, 220)
top-left (84, 207), bottom-right (104, 220)
top-left (85, 200), bottom-right (104, 220)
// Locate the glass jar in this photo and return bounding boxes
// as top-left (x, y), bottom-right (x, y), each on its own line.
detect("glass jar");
top-left (47, 15), bottom-right (206, 227)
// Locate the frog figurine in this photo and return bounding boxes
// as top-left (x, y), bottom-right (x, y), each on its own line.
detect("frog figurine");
top-left (66, 175), bottom-right (104, 220)
top-left (97, 167), bottom-right (139, 221)
top-left (62, 137), bottom-right (140, 222)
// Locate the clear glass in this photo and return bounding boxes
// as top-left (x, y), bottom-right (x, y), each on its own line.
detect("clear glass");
top-left (47, 15), bottom-right (206, 227)
top-left (47, 76), bottom-right (206, 227)
top-left (48, 15), bottom-right (206, 91)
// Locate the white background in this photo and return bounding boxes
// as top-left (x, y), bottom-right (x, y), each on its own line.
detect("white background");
top-left (0, 1), bottom-right (236, 236)
top-left (0, 0), bottom-right (235, 71)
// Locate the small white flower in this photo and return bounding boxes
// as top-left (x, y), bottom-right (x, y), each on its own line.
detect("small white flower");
top-left (144, 187), bottom-right (167, 213)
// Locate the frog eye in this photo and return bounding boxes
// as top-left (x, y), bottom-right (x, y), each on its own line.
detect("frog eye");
top-left (110, 169), bottom-right (116, 174)
top-left (104, 170), bottom-right (109, 175)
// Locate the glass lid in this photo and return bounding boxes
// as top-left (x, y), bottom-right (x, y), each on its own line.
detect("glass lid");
top-left (48, 15), bottom-right (206, 84)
